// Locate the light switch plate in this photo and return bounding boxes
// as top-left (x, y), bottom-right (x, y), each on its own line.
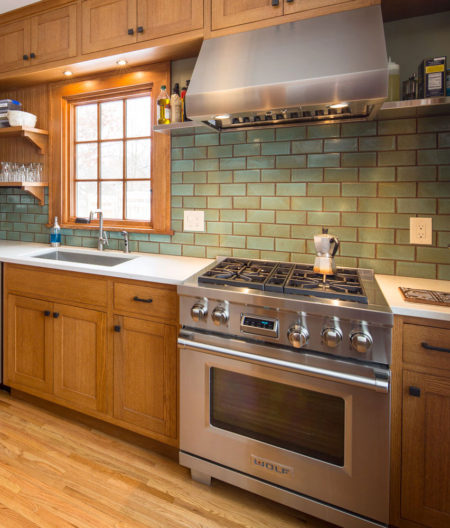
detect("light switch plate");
top-left (184, 210), bottom-right (205, 232)
top-left (410, 217), bottom-right (432, 245)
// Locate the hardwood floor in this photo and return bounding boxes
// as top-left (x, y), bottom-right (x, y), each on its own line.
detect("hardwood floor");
top-left (0, 390), bottom-right (337, 528)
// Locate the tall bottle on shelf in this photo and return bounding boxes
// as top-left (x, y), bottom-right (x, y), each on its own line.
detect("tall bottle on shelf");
top-left (50, 217), bottom-right (61, 247)
top-left (170, 83), bottom-right (182, 123)
top-left (157, 85), bottom-right (170, 125)
top-left (181, 80), bottom-right (190, 122)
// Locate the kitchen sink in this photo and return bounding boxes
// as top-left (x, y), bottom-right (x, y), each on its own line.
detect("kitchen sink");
top-left (32, 250), bottom-right (134, 267)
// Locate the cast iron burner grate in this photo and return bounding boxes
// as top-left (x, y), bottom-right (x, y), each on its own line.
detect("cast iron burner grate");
top-left (199, 258), bottom-right (368, 303)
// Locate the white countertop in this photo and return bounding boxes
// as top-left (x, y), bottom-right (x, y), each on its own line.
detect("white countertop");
top-left (0, 240), bottom-right (213, 285)
top-left (376, 274), bottom-right (450, 322)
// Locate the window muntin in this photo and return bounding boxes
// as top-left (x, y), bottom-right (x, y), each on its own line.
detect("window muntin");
top-left (73, 93), bottom-right (152, 222)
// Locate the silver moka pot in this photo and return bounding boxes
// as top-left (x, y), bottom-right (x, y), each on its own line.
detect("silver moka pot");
top-left (313, 228), bottom-right (340, 275)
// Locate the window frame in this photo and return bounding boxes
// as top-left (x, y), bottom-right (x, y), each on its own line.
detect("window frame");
top-left (49, 63), bottom-right (171, 234)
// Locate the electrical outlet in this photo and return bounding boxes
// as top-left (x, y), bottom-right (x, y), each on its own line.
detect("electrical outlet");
top-left (184, 210), bottom-right (205, 232)
top-left (410, 217), bottom-right (432, 245)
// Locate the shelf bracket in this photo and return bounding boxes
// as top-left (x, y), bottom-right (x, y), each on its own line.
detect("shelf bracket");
top-left (22, 184), bottom-right (45, 205)
top-left (22, 130), bottom-right (48, 154)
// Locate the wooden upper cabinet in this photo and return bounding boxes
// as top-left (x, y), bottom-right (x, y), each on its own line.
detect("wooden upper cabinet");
top-left (53, 303), bottom-right (108, 413)
top-left (284, 0), bottom-right (354, 16)
top-left (0, 19), bottom-right (30, 73)
top-left (401, 370), bottom-right (450, 527)
top-left (211, 0), bottom-right (282, 30)
top-left (82, 0), bottom-right (136, 54)
top-left (137, 0), bottom-right (203, 40)
top-left (5, 294), bottom-right (53, 394)
top-left (30, 4), bottom-right (77, 65)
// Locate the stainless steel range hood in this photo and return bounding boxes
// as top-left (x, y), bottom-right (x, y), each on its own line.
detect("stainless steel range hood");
top-left (186, 5), bottom-right (388, 131)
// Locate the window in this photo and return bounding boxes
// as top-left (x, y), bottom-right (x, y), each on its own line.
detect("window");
top-left (50, 64), bottom-right (171, 233)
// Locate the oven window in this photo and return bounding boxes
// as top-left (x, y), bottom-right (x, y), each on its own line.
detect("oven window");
top-left (210, 368), bottom-right (345, 466)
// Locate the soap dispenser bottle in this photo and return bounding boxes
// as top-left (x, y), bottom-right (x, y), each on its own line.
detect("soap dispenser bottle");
top-left (50, 216), bottom-right (61, 247)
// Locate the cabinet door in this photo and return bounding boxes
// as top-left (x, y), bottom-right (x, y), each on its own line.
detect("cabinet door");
top-left (81, 0), bottom-right (137, 54)
top-left (0, 19), bottom-right (30, 73)
top-left (137, 0), bottom-right (203, 41)
top-left (4, 295), bottom-right (53, 394)
top-left (30, 4), bottom-right (77, 66)
top-left (53, 304), bottom-right (108, 413)
top-left (211, 0), bottom-right (282, 31)
top-left (113, 315), bottom-right (177, 439)
top-left (284, 0), bottom-right (351, 16)
top-left (401, 370), bottom-right (450, 527)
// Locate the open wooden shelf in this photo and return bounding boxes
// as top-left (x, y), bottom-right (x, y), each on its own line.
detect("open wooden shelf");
top-left (0, 126), bottom-right (49, 154)
top-left (0, 182), bottom-right (48, 205)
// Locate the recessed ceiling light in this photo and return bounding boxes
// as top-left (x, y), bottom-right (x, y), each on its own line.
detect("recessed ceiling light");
top-left (116, 59), bottom-right (128, 66)
top-left (63, 70), bottom-right (73, 77)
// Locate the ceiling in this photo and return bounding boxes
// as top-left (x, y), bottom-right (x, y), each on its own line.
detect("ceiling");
top-left (0, 0), bottom-right (41, 15)
top-left (0, 0), bottom-right (449, 20)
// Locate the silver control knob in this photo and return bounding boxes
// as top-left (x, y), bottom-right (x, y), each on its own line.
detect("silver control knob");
top-left (191, 302), bottom-right (207, 322)
top-left (321, 327), bottom-right (343, 348)
top-left (350, 331), bottom-right (373, 354)
top-left (287, 325), bottom-right (309, 349)
top-left (211, 306), bottom-right (229, 326)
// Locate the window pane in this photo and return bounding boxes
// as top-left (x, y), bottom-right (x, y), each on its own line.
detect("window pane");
top-left (76, 143), bottom-right (98, 180)
top-left (101, 181), bottom-right (123, 219)
top-left (100, 141), bottom-right (123, 179)
top-left (76, 182), bottom-right (97, 218)
top-left (126, 180), bottom-right (150, 220)
top-left (126, 139), bottom-right (151, 179)
top-left (126, 96), bottom-right (151, 138)
top-left (100, 100), bottom-right (123, 140)
top-left (76, 104), bottom-right (97, 141)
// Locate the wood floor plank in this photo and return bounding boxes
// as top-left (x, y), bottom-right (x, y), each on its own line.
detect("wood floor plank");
top-left (0, 390), bottom-right (337, 528)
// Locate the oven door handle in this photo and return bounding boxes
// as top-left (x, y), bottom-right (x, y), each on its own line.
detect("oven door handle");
top-left (178, 337), bottom-right (389, 393)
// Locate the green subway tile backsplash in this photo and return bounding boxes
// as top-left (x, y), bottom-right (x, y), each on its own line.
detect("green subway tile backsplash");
top-left (1, 115), bottom-right (449, 280)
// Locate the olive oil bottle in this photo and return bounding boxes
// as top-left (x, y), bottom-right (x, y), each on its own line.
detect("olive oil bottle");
top-left (157, 85), bottom-right (170, 124)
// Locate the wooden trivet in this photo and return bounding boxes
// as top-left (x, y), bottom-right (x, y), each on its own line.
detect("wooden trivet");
top-left (399, 287), bottom-right (450, 307)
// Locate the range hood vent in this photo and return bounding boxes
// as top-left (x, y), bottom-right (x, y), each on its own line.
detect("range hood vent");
top-left (186, 5), bottom-right (388, 131)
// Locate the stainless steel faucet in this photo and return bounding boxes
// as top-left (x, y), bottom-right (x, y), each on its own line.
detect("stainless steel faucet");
top-left (89, 209), bottom-right (109, 251)
top-left (121, 231), bottom-right (129, 253)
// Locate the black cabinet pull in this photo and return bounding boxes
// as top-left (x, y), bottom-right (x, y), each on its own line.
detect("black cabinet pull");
top-left (409, 386), bottom-right (421, 397)
top-left (286, 0), bottom-right (294, 2)
top-left (53, 312), bottom-right (60, 318)
top-left (44, 310), bottom-right (51, 316)
top-left (137, 26), bottom-right (144, 33)
top-left (30, 52), bottom-right (36, 59)
top-left (127, 28), bottom-right (134, 35)
top-left (421, 342), bottom-right (450, 353)
top-left (23, 54), bottom-right (29, 60)
top-left (133, 296), bottom-right (153, 304)
top-left (114, 325), bottom-right (121, 332)
top-left (272, 0), bottom-right (279, 5)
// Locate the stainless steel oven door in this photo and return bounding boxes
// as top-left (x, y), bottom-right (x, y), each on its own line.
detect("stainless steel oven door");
top-left (179, 331), bottom-right (390, 525)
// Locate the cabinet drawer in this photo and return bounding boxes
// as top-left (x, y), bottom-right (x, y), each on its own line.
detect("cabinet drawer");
top-left (113, 281), bottom-right (177, 322)
top-left (4, 264), bottom-right (108, 308)
top-left (403, 323), bottom-right (450, 371)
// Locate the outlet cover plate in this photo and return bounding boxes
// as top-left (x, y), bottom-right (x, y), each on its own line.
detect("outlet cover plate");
top-left (184, 210), bottom-right (205, 232)
top-left (410, 217), bottom-right (432, 245)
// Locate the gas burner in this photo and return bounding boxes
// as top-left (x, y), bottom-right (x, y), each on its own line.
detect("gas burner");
top-left (198, 258), bottom-right (369, 303)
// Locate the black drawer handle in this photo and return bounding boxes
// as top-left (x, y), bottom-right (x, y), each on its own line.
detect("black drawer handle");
top-left (53, 312), bottom-right (60, 318)
top-left (30, 52), bottom-right (36, 59)
top-left (23, 54), bottom-right (29, 60)
top-left (409, 386), bottom-right (421, 397)
top-left (137, 26), bottom-right (144, 33)
top-left (128, 28), bottom-right (134, 35)
top-left (286, 0), bottom-right (294, 2)
top-left (133, 296), bottom-right (153, 304)
top-left (421, 342), bottom-right (450, 353)
top-left (114, 325), bottom-right (121, 332)
top-left (44, 310), bottom-right (51, 316)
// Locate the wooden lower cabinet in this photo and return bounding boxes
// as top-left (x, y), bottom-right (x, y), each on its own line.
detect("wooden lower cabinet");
top-left (391, 316), bottom-right (450, 528)
top-left (113, 315), bottom-right (177, 439)
top-left (3, 264), bottom-right (179, 447)
top-left (5, 294), bottom-right (53, 394)
top-left (53, 303), bottom-right (107, 413)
